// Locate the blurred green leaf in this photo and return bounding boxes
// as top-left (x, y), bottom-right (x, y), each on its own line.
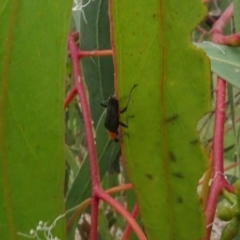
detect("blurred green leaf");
top-left (0, 1), bottom-right (72, 239)
top-left (195, 43), bottom-right (240, 89)
top-left (234, 0), bottom-right (240, 32)
top-left (98, 209), bottom-right (114, 240)
top-left (110, 0), bottom-right (210, 239)
top-left (79, 0), bottom-right (114, 127)
top-left (65, 145), bottom-right (80, 176)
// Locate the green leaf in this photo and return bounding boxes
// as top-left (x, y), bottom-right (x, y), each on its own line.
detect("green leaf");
top-left (65, 145), bottom-right (80, 176)
top-left (110, 0), bottom-right (210, 239)
top-left (0, 1), bottom-right (72, 239)
top-left (195, 43), bottom-right (240, 88)
top-left (79, 0), bottom-right (114, 127)
top-left (98, 209), bottom-right (114, 240)
top-left (234, 0), bottom-right (240, 32)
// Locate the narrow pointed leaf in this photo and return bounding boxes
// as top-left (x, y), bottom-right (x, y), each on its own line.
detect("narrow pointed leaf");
top-left (194, 43), bottom-right (240, 89)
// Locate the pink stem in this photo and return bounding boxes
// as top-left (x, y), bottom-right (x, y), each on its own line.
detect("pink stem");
top-left (203, 3), bottom-right (240, 238)
top-left (64, 87), bottom-right (77, 109)
top-left (204, 78), bottom-right (234, 240)
top-left (122, 203), bottom-right (139, 240)
top-left (78, 49), bottom-right (113, 57)
top-left (211, 3), bottom-right (233, 35)
top-left (211, 3), bottom-right (240, 46)
top-left (204, 78), bottom-right (226, 240)
top-left (68, 33), bottom-right (100, 240)
top-left (95, 188), bottom-right (146, 240)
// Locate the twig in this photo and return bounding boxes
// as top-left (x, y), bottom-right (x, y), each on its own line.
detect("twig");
top-left (122, 204), bottom-right (139, 240)
top-left (211, 3), bottom-right (240, 46)
top-left (68, 33), bottom-right (100, 240)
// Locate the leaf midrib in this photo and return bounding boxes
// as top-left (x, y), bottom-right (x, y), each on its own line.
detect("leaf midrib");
top-left (159, 1), bottom-right (175, 238)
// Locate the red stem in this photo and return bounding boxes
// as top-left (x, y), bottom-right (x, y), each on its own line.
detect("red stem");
top-left (211, 3), bottom-right (240, 46)
top-left (78, 49), bottom-right (113, 57)
top-left (203, 78), bottom-right (235, 239)
top-left (68, 33), bottom-right (100, 240)
top-left (122, 203), bottom-right (139, 240)
top-left (66, 183), bottom-right (133, 231)
top-left (64, 87), bottom-right (77, 109)
top-left (204, 77), bottom-right (226, 239)
top-left (203, 3), bottom-right (240, 238)
top-left (212, 78), bottom-right (225, 174)
top-left (211, 3), bottom-right (233, 35)
top-left (95, 188), bottom-right (146, 240)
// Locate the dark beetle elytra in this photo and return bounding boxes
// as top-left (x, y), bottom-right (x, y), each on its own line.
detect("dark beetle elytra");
top-left (101, 84), bottom-right (137, 142)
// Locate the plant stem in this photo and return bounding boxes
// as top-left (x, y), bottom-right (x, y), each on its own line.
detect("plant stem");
top-left (211, 3), bottom-right (240, 46)
top-left (64, 87), bottom-right (77, 109)
top-left (68, 33), bottom-right (100, 240)
top-left (95, 188), bottom-right (146, 240)
top-left (78, 50), bottom-right (113, 57)
top-left (122, 203), bottom-right (139, 240)
top-left (204, 77), bottom-right (234, 240)
top-left (66, 183), bottom-right (133, 231)
top-left (203, 3), bottom-right (240, 237)
top-left (204, 77), bottom-right (226, 240)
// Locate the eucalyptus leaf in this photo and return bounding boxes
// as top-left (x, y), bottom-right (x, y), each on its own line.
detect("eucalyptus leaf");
top-left (195, 42), bottom-right (240, 88)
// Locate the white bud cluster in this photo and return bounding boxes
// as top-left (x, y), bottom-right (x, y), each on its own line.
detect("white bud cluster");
top-left (17, 213), bottom-right (66, 240)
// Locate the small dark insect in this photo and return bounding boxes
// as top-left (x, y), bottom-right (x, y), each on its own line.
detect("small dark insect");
top-left (101, 84), bottom-right (137, 142)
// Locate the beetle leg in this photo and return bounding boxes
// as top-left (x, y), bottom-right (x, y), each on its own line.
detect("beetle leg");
top-left (119, 121), bottom-right (128, 128)
top-left (119, 115), bottom-right (135, 128)
top-left (100, 102), bottom-right (107, 107)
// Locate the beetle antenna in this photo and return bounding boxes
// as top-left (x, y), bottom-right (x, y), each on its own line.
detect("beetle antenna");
top-left (120, 84), bottom-right (137, 113)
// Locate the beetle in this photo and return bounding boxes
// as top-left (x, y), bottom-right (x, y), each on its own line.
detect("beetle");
top-left (101, 84), bottom-right (137, 142)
